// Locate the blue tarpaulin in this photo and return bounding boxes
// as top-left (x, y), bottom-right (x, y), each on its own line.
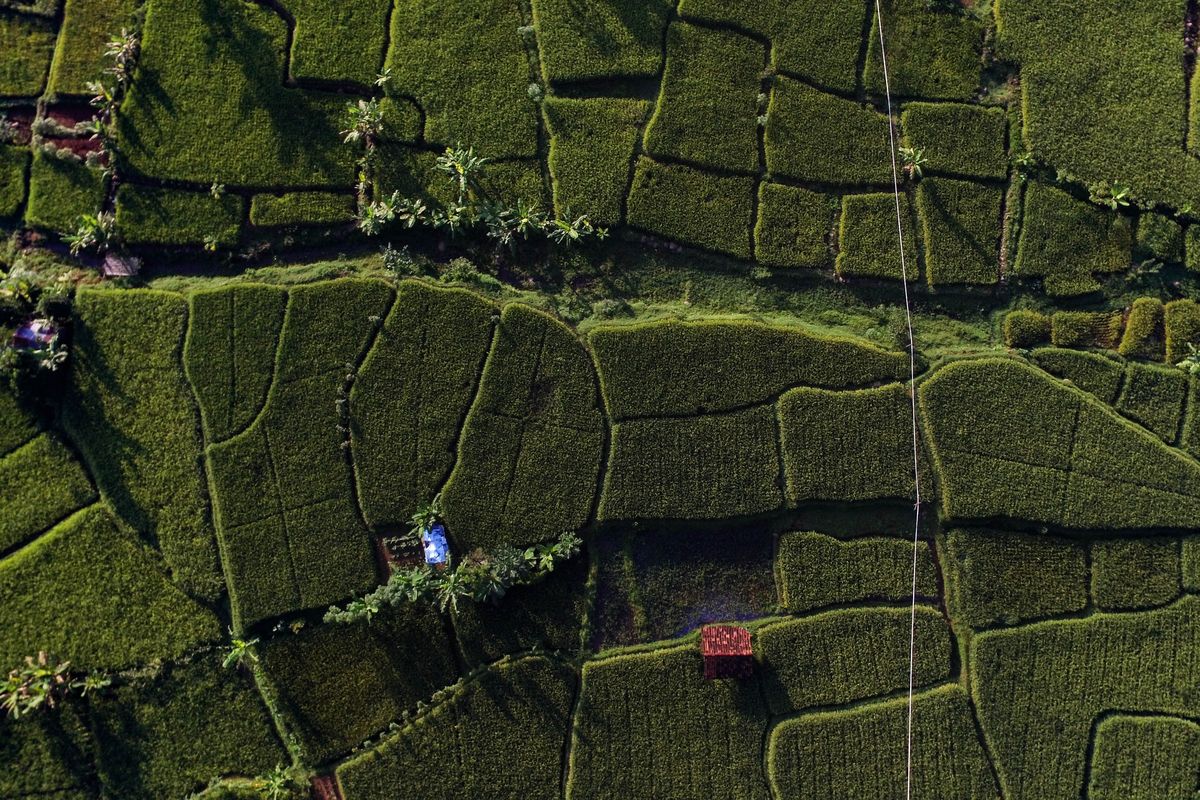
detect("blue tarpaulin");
top-left (422, 523), bottom-right (450, 566)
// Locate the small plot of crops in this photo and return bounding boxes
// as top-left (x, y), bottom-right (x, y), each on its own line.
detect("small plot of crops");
top-left (90, 654), bottom-right (286, 800)
top-left (768, 684), bottom-right (1000, 800)
top-left (64, 288), bottom-right (224, 600)
top-left (0, 433), bottom-right (94, 554)
top-left (756, 606), bottom-right (952, 715)
top-left (1088, 715), bottom-right (1200, 800)
top-left (441, 303), bottom-right (605, 551)
top-left (350, 281), bottom-right (495, 533)
top-left (257, 605), bottom-right (459, 764)
top-left (776, 532), bottom-right (938, 613)
top-left (0, 505), bottom-right (222, 670)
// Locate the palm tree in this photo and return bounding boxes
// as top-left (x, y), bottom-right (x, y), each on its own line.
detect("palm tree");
top-left (222, 631), bottom-right (260, 670)
top-left (341, 99), bottom-right (384, 150)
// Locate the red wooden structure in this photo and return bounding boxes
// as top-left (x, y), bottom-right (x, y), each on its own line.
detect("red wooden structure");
top-left (700, 625), bottom-right (753, 679)
top-left (310, 774), bottom-right (343, 800)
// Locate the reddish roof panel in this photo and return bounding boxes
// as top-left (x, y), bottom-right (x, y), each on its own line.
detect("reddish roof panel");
top-left (700, 625), bottom-right (752, 656)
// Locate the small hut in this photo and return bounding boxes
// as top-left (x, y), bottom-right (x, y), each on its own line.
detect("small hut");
top-left (10, 318), bottom-right (57, 350)
top-left (421, 521), bottom-right (450, 568)
top-left (700, 625), bottom-right (753, 680)
top-left (309, 774), bottom-right (343, 800)
top-left (102, 252), bottom-right (141, 279)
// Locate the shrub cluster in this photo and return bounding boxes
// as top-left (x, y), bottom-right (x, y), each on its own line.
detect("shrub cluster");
top-left (324, 532), bottom-right (582, 623)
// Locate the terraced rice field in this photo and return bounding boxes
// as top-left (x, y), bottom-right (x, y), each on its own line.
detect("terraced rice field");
top-left (3, 1), bottom-right (1200, 798)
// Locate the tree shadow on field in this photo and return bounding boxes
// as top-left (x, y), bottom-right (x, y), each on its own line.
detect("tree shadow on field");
top-left (922, 181), bottom-right (994, 270)
top-left (474, 658), bottom-right (574, 734)
top-left (63, 316), bottom-right (154, 544)
top-left (561, 0), bottom-right (669, 56)
top-left (191, 0), bottom-right (343, 181)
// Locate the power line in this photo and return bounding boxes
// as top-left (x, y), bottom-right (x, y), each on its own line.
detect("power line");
top-left (869, 3), bottom-right (924, 799)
